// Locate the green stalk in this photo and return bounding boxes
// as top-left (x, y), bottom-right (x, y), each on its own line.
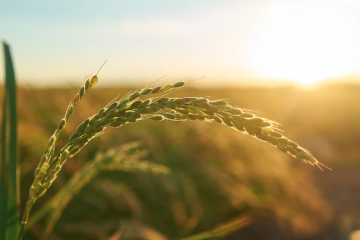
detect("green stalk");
top-left (0, 42), bottom-right (19, 240)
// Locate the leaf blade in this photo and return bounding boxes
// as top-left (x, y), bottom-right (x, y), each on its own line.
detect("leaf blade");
top-left (0, 41), bottom-right (19, 240)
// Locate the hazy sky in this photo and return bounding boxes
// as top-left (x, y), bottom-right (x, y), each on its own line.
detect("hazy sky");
top-left (1, 0), bottom-right (360, 87)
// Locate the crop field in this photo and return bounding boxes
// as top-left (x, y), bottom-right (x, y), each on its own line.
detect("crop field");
top-left (3, 84), bottom-right (359, 240)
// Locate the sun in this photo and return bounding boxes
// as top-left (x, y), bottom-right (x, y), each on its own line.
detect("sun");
top-left (248, 2), bottom-right (360, 86)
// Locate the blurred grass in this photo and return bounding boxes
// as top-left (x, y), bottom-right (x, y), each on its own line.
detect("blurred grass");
top-left (0, 42), bottom-right (19, 240)
top-left (6, 83), bottom-right (360, 239)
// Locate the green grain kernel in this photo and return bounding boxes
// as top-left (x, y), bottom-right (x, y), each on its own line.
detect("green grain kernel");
top-left (172, 82), bottom-right (185, 88)
top-left (174, 98), bottom-right (185, 105)
top-left (211, 100), bottom-right (228, 106)
top-left (164, 101), bottom-right (176, 109)
top-left (222, 118), bottom-right (234, 127)
top-left (141, 99), bottom-right (152, 106)
top-left (125, 110), bottom-right (135, 117)
top-left (242, 113), bottom-right (253, 118)
top-left (146, 106), bottom-right (160, 114)
top-left (108, 102), bottom-right (119, 110)
top-left (196, 115), bottom-right (205, 121)
top-left (163, 113), bottom-right (176, 119)
top-left (186, 114), bottom-right (197, 121)
top-left (269, 131), bottom-right (283, 138)
top-left (58, 118), bottom-right (66, 131)
top-left (227, 108), bottom-right (242, 115)
top-left (157, 98), bottom-right (170, 104)
top-left (131, 100), bottom-right (143, 107)
top-left (150, 115), bottom-right (164, 121)
top-left (184, 97), bottom-right (196, 103)
top-left (119, 98), bottom-right (130, 107)
top-left (129, 90), bottom-right (141, 101)
top-left (141, 88), bottom-right (152, 95)
top-left (233, 121), bottom-right (245, 131)
top-left (79, 87), bottom-right (85, 98)
top-left (160, 84), bottom-right (173, 92)
top-left (85, 79), bottom-right (90, 91)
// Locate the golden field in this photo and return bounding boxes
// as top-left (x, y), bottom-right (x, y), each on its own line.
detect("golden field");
top-left (2, 84), bottom-right (360, 240)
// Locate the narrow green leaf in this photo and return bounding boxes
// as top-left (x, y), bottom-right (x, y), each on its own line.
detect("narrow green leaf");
top-left (0, 41), bottom-right (19, 240)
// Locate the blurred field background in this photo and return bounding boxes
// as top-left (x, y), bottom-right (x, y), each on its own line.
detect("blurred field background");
top-left (1, 83), bottom-right (360, 239)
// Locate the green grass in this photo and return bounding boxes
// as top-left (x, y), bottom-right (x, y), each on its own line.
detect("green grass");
top-left (0, 42), bottom-right (19, 240)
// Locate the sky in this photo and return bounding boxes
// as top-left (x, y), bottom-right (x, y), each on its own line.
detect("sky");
top-left (1, 0), bottom-right (360, 87)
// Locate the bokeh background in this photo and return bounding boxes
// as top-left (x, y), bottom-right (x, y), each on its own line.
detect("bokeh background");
top-left (1, 0), bottom-right (360, 239)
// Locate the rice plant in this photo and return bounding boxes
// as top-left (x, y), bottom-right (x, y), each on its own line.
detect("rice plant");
top-left (24, 142), bottom-right (170, 238)
top-left (17, 65), bottom-right (329, 240)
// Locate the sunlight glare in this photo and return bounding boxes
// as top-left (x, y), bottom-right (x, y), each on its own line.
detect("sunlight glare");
top-left (248, 2), bottom-right (360, 86)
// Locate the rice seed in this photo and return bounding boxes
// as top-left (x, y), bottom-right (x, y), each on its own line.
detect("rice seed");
top-left (258, 121), bottom-right (272, 127)
top-left (152, 86), bottom-right (162, 93)
top-left (131, 100), bottom-right (143, 107)
top-left (146, 106), bottom-right (160, 114)
top-left (241, 113), bottom-right (253, 118)
top-left (73, 94), bottom-right (80, 106)
top-left (269, 131), bottom-right (283, 138)
top-left (172, 82), bottom-right (185, 88)
top-left (129, 90), bottom-right (141, 101)
top-left (184, 97), bottom-right (196, 103)
top-left (244, 123), bottom-right (261, 136)
top-left (194, 102), bottom-right (209, 109)
top-left (118, 99), bottom-right (130, 107)
top-left (193, 98), bottom-right (209, 104)
top-left (162, 113), bottom-right (176, 119)
top-left (250, 118), bottom-right (264, 124)
top-left (141, 88), bottom-right (152, 96)
top-left (212, 116), bottom-right (223, 124)
top-left (59, 150), bottom-right (70, 162)
top-left (79, 87), bottom-right (85, 99)
top-left (186, 114), bottom-right (197, 121)
top-left (175, 113), bottom-right (187, 120)
top-left (211, 100), bottom-right (228, 106)
top-left (150, 115), bottom-right (164, 121)
top-left (58, 119), bottom-right (66, 131)
top-left (164, 101), bottom-right (176, 109)
top-left (109, 121), bottom-right (126, 128)
top-left (89, 76), bottom-right (98, 87)
top-left (222, 118), bottom-right (234, 127)
top-left (174, 98), bottom-right (186, 105)
top-left (76, 119), bottom-right (90, 133)
top-left (126, 117), bottom-right (137, 122)
top-left (160, 84), bottom-right (173, 92)
top-left (233, 121), bottom-right (245, 131)
top-left (108, 102), bottom-right (119, 110)
top-left (65, 104), bottom-right (74, 120)
top-left (196, 115), bottom-right (205, 121)
top-left (255, 133), bottom-right (268, 142)
top-left (227, 108), bottom-right (242, 115)
top-left (141, 99), bottom-right (152, 106)
top-left (157, 97), bottom-right (170, 104)
top-left (105, 109), bottom-right (116, 118)
top-left (85, 79), bottom-right (90, 91)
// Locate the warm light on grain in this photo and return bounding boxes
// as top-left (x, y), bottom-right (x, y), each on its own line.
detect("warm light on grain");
top-left (249, 2), bottom-right (360, 85)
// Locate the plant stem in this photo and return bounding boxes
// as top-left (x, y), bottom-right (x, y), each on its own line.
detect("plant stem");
top-left (18, 198), bottom-right (35, 240)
